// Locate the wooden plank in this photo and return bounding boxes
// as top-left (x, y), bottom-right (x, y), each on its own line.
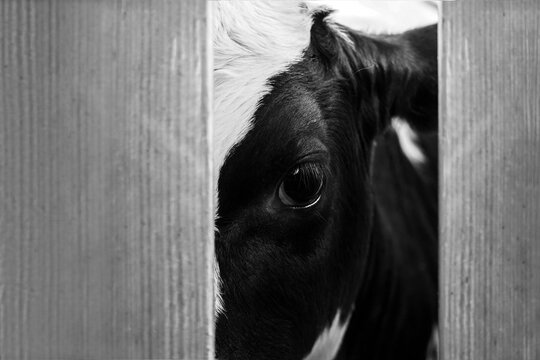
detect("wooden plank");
top-left (0, 0), bottom-right (213, 359)
top-left (440, 1), bottom-right (540, 359)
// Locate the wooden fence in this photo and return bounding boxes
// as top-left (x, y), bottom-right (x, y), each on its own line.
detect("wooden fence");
top-left (1, 0), bottom-right (539, 359)
top-left (0, 1), bottom-right (213, 359)
top-left (441, 1), bottom-right (539, 359)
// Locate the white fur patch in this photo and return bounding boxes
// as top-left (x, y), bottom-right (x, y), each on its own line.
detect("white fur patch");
top-left (212, 0), bottom-right (312, 182)
top-left (316, 1), bottom-right (438, 34)
top-left (303, 310), bottom-right (350, 360)
top-left (391, 117), bottom-right (427, 167)
top-left (426, 325), bottom-right (439, 360)
top-left (214, 253), bottom-right (224, 317)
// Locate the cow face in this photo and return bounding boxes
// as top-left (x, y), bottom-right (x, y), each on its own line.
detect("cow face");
top-left (213, 2), bottom-right (437, 360)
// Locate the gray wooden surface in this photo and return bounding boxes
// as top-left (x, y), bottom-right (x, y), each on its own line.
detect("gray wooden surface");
top-left (440, 1), bottom-right (540, 359)
top-left (0, 1), bottom-right (213, 359)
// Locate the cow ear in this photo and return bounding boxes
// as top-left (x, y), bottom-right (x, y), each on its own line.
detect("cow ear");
top-left (361, 24), bottom-right (438, 133)
top-left (383, 24), bottom-right (438, 133)
top-left (307, 8), bottom-right (356, 70)
top-left (307, 13), bottom-right (437, 134)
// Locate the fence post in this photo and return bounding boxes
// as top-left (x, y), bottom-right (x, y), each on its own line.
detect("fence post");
top-left (0, 0), bottom-right (213, 359)
top-left (441, 1), bottom-right (540, 359)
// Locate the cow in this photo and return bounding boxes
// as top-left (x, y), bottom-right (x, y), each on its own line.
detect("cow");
top-left (212, 1), bottom-right (438, 359)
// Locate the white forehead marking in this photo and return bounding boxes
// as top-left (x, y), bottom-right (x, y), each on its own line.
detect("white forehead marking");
top-left (303, 310), bottom-right (350, 360)
top-left (212, 0), bottom-right (312, 185)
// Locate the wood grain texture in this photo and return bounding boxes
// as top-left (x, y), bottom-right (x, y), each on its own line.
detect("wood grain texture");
top-left (0, 0), bottom-right (213, 359)
top-left (440, 1), bottom-right (540, 359)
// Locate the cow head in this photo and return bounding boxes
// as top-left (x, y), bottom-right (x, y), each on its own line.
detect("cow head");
top-left (213, 2), bottom-right (437, 359)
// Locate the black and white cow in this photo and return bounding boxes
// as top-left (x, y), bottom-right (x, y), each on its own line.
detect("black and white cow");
top-left (213, 2), bottom-right (438, 359)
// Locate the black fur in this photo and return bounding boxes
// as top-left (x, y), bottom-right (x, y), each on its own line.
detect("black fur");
top-left (215, 12), bottom-right (437, 360)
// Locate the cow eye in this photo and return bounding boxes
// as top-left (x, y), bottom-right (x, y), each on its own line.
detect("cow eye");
top-left (278, 162), bottom-right (325, 208)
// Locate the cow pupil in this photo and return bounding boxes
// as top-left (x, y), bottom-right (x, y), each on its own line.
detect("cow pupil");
top-left (278, 163), bottom-right (324, 208)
